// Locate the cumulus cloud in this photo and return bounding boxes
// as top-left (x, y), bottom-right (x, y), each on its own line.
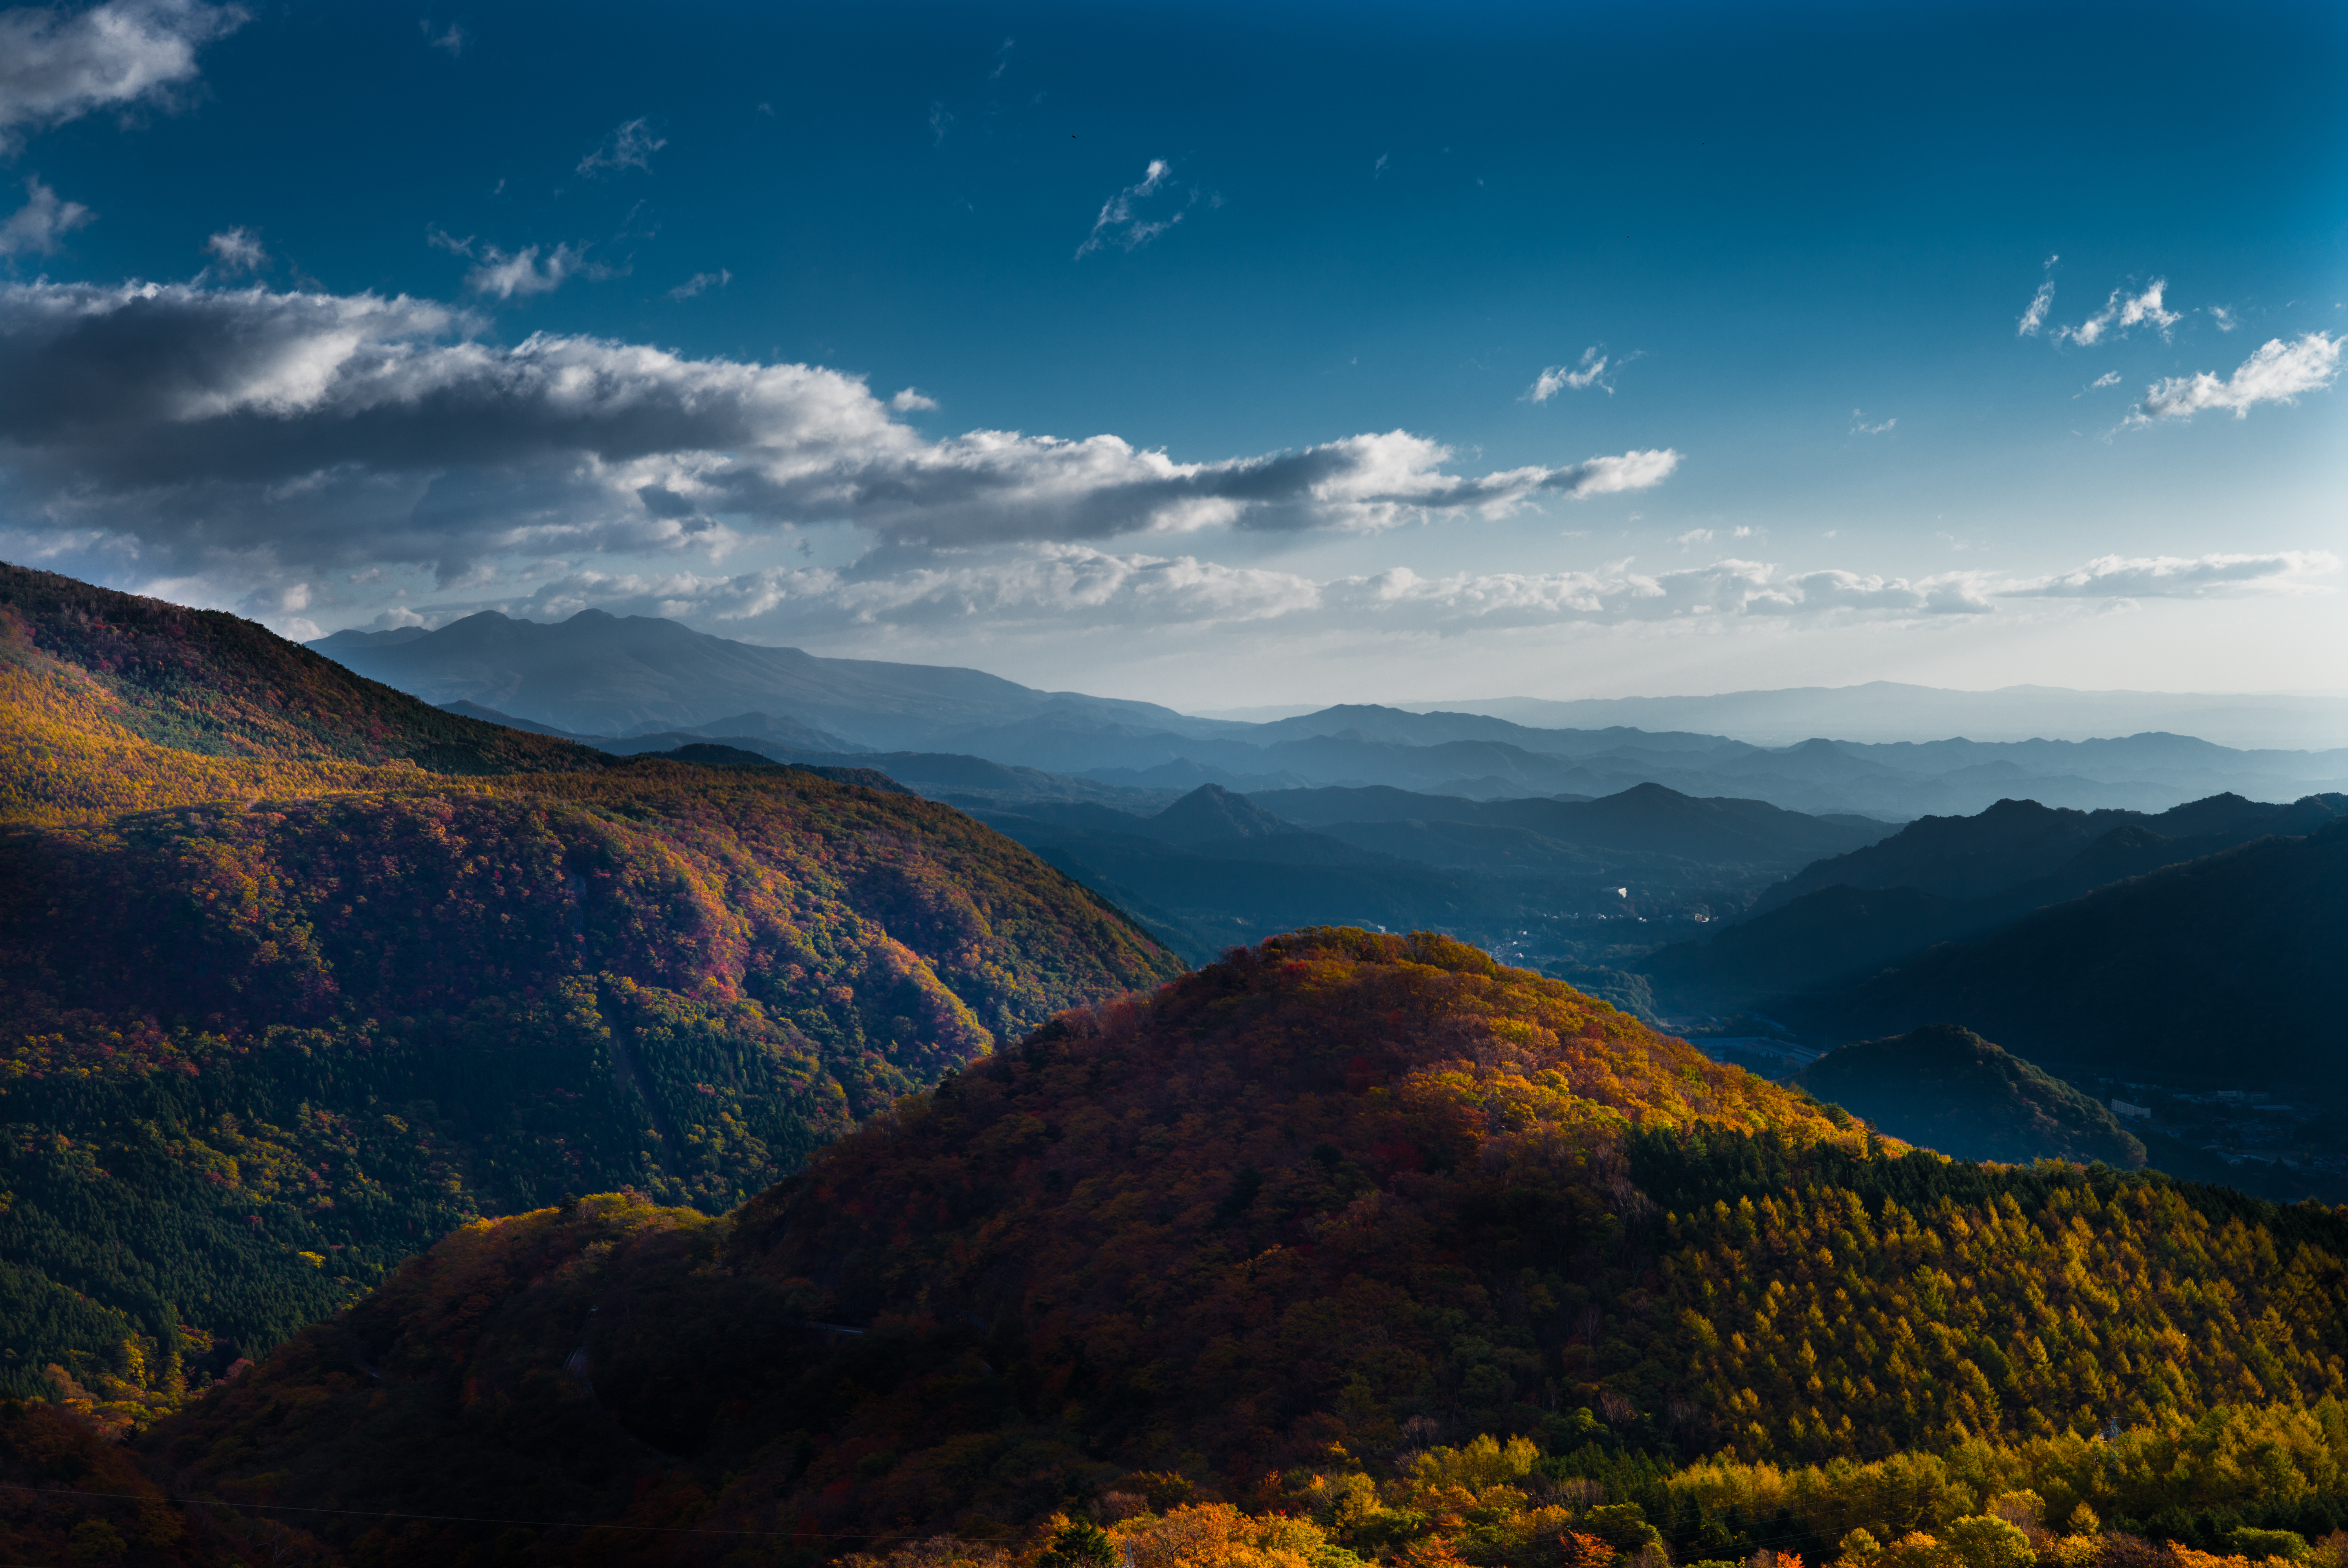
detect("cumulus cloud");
top-left (0, 175), bottom-right (92, 256)
top-left (666, 268), bottom-right (729, 300)
top-left (2060, 278), bottom-right (2181, 346)
top-left (2000, 551), bottom-right (2339, 599)
top-left (202, 224), bottom-right (265, 272)
top-left (888, 387), bottom-right (939, 412)
top-left (1527, 346), bottom-right (1620, 402)
top-left (577, 117), bottom-right (664, 176)
top-left (2133, 333), bottom-right (2341, 423)
top-left (0, 0), bottom-right (245, 147)
top-left (1077, 158), bottom-right (1192, 257)
top-left (0, 280), bottom-right (1686, 586)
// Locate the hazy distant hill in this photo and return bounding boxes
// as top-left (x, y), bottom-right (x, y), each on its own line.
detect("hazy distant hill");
top-left (313, 613), bottom-right (2348, 819)
top-left (1798, 1025), bottom-right (2146, 1167)
top-left (970, 781), bottom-right (1894, 962)
top-left (315, 609), bottom-right (1225, 746)
top-left (1428, 682), bottom-right (2348, 750)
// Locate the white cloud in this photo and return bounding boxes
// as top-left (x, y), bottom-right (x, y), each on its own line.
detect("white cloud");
top-left (1527, 346), bottom-right (1617, 402)
top-left (2018, 280), bottom-right (2054, 337)
top-left (2133, 333), bottom-right (2341, 422)
top-left (0, 175), bottom-right (92, 256)
top-left (2001, 550), bottom-right (2338, 598)
top-left (420, 19), bottom-right (464, 57)
top-left (667, 268), bottom-right (730, 300)
top-left (416, 548), bottom-right (2014, 643)
top-left (2060, 278), bottom-right (2181, 346)
top-left (0, 280), bottom-right (1687, 585)
top-left (1850, 409), bottom-right (1895, 434)
top-left (0, 0), bottom-right (246, 148)
top-left (577, 117), bottom-right (664, 177)
top-left (1077, 158), bottom-right (1192, 257)
top-left (202, 224), bottom-right (265, 272)
top-left (889, 387), bottom-right (939, 412)
top-left (1674, 529), bottom-right (1713, 548)
top-left (2207, 304), bottom-right (2238, 332)
top-left (464, 243), bottom-right (596, 299)
top-left (2089, 370), bottom-right (2121, 389)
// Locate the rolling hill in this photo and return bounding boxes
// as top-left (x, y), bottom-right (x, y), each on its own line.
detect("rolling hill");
top-left (1797, 1026), bottom-right (2146, 1167)
top-left (130, 929), bottom-right (2348, 1564)
top-left (0, 561), bottom-right (1181, 1408)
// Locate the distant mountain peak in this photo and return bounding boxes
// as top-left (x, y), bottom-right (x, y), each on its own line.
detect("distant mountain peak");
top-left (1148, 782), bottom-right (1297, 844)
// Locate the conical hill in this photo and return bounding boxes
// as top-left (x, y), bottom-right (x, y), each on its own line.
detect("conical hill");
top-left (152, 931), bottom-right (2348, 1560)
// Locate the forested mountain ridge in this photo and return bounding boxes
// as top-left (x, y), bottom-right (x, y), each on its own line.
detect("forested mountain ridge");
top-left (1805, 817), bottom-right (2348, 1081)
top-left (0, 562), bottom-right (1180, 1416)
top-left (1746, 795), bottom-right (2342, 916)
top-left (132, 930), bottom-right (2348, 1565)
top-left (1644, 794), bottom-right (2346, 1012)
top-left (0, 563), bottom-right (605, 824)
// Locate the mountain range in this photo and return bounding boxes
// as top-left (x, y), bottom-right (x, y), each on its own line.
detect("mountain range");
top-left (314, 612), bottom-right (2348, 821)
top-left (9, 562), bottom-right (2348, 1567)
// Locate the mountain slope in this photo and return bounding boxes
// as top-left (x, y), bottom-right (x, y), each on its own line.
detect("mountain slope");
top-left (0, 563), bottom-right (1182, 1407)
top-left (1748, 793), bottom-right (2342, 915)
top-left (1644, 794), bottom-right (2347, 1005)
top-left (0, 565), bottom-right (605, 824)
top-left (1807, 818), bottom-right (2348, 1082)
top-left (1797, 1025), bottom-right (2146, 1167)
top-left (140, 929), bottom-right (2348, 1562)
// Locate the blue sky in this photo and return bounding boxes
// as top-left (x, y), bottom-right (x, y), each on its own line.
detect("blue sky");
top-left (0, 0), bottom-right (2341, 707)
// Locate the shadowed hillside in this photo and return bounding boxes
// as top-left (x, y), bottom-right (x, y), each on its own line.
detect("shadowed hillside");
top-left (1805, 820), bottom-right (2348, 1083)
top-left (0, 562), bottom-right (1181, 1410)
top-left (1798, 1025), bottom-right (2146, 1167)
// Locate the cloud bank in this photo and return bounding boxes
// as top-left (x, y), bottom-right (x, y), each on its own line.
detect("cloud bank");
top-left (394, 545), bottom-right (2334, 647)
top-left (2002, 551), bottom-right (2338, 599)
top-left (0, 280), bottom-right (1682, 585)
